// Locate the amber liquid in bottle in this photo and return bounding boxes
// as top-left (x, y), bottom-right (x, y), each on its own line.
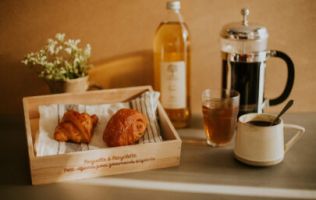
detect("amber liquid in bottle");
top-left (153, 21), bottom-right (191, 128)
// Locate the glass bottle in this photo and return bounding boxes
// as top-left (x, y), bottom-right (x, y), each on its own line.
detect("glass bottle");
top-left (153, 0), bottom-right (191, 128)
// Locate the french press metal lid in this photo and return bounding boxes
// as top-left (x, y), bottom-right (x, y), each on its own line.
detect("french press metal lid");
top-left (220, 8), bottom-right (269, 57)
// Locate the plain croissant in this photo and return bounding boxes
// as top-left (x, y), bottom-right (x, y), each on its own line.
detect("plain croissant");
top-left (54, 109), bottom-right (98, 143)
top-left (103, 108), bottom-right (147, 147)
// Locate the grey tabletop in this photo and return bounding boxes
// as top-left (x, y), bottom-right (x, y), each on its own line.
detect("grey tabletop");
top-left (1, 113), bottom-right (316, 200)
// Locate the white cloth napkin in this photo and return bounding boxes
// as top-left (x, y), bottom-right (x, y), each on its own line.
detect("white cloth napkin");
top-left (35, 91), bottom-right (162, 157)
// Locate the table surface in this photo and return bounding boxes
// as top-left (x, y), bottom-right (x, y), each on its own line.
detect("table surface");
top-left (1, 113), bottom-right (316, 200)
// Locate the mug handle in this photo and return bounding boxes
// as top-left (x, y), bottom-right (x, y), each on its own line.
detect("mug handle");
top-left (267, 50), bottom-right (295, 106)
top-left (284, 124), bottom-right (305, 153)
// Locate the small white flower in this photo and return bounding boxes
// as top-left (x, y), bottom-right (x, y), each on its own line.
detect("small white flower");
top-left (21, 59), bottom-right (29, 65)
top-left (66, 39), bottom-right (80, 50)
top-left (84, 44), bottom-right (91, 57)
top-left (55, 33), bottom-right (65, 42)
top-left (65, 47), bottom-right (72, 54)
top-left (55, 45), bottom-right (63, 54)
top-left (47, 45), bottom-right (55, 54)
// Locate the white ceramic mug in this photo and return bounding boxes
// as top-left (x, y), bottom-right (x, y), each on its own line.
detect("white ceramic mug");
top-left (234, 113), bottom-right (305, 166)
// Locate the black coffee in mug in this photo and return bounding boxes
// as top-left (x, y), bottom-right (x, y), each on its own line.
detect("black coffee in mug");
top-left (248, 120), bottom-right (272, 127)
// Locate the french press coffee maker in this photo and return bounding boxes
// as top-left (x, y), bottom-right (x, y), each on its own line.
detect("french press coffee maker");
top-left (221, 8), bottom-right (295, 115)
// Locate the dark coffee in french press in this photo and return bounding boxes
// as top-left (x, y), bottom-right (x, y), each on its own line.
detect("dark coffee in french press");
top-left (221, 8), bottom-right (295, 115)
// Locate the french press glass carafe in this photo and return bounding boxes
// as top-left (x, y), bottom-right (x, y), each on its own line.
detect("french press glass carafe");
top-left (221, 8), bottom-right (295, 115)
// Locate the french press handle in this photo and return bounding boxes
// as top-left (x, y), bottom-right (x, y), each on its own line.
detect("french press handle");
top-left (266, 50), bottom-right (295, 106)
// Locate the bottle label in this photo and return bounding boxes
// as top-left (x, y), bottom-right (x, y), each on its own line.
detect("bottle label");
top-left (160, 61), bottom-right (186, 109)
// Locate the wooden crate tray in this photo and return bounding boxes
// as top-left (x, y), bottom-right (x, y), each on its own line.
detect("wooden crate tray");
top-left (23, 86), bottom-right (181, 185)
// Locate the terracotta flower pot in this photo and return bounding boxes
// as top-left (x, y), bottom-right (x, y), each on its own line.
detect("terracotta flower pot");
top-left (46, 76), bottom-right (89, 94)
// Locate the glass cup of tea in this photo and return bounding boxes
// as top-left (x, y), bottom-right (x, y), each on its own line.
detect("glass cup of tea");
top-left (201, 89), bottom-right (240, 147)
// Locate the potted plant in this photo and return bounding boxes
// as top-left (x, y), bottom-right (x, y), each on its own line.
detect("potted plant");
top-left (22, 33), bottom-right (92, 93)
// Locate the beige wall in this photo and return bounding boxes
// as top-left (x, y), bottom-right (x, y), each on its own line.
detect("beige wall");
top-left (1, 0), bottom-right (315, 121)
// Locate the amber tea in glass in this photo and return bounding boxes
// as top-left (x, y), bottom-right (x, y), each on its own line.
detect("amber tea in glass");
top-left (201, 89), bottom-right (239, 147)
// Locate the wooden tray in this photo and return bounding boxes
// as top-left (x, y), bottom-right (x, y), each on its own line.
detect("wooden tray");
top-left (23, 86), bottom-right (181, 185)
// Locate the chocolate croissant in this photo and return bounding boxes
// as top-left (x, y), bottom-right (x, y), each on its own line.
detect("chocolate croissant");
top-left (103, 108), bottom-right (147, 147)
top-left (54, 109), bottom-right (98, 143)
